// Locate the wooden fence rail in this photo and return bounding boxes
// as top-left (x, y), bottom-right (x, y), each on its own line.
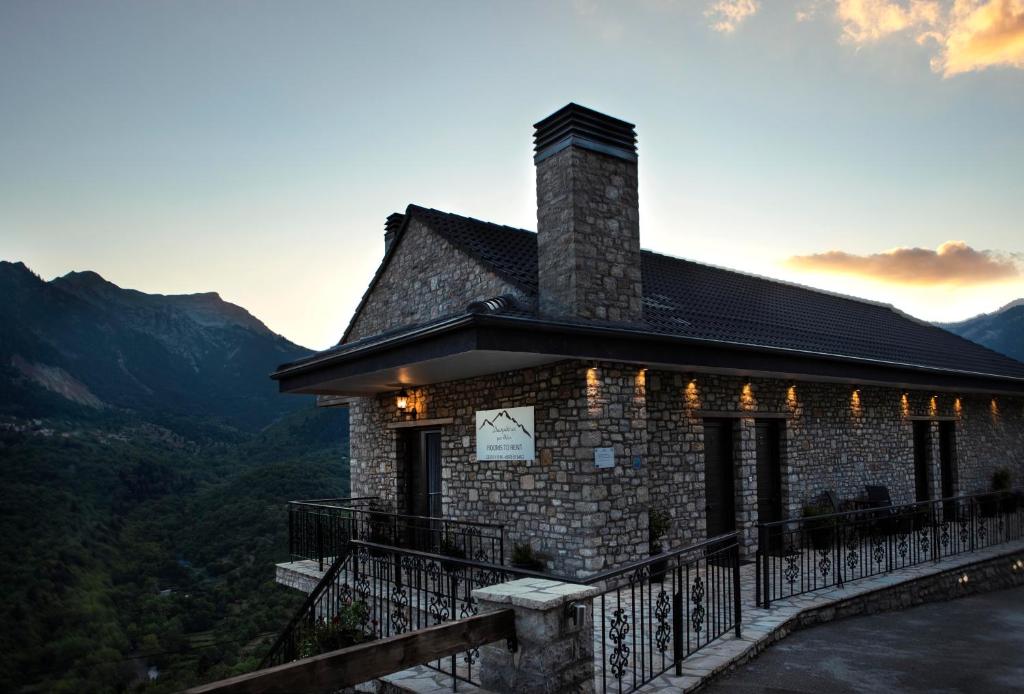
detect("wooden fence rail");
top-left (184, 609), bottom-right (515, 694)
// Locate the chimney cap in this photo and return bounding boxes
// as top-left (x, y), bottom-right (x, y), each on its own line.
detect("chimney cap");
top-left (385, 212), bottom-right (405, 234)
top-left (533, 103), bottom-right (637, 164)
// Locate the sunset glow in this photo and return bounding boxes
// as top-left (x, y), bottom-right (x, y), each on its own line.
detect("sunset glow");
top-left (3, 1), bottom-right (1022, 348)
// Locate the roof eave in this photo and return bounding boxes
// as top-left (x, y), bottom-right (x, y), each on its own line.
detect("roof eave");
top-left (272, 314), bottom-right (1024, 396)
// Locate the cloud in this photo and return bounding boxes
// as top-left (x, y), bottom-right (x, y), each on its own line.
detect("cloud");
top-left (705, 0), bottom-right (760, 32)
top-left (933, 0), bottom-right (1024, 75)
top-left (827, 0), bottom-right (1024, 75)
top-left (835, 0), bottom-right (942, 43)
top-left (786, 240), bottom-right (1021, 285)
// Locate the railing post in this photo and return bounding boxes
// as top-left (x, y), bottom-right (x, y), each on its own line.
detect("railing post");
top-left (672, 580), bottom-right (683, 675)
top-left (732, 544), bottom-right (742, 638)
top-left (316, 512), bottom-right (324, 572)
top-left (755, 525), bottom-right (762, 608)
top-left (970, 496), bottom-right (976, 552)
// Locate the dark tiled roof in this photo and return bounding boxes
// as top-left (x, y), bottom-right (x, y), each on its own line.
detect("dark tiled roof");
top-left (408, 206), bottom-right (1024, 380)
top-left (408, 206), bottom-right (539, 293)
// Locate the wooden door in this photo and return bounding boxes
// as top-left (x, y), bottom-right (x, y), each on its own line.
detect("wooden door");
top-left (704, 419), bottom-right (736, 538)
top-left (404, 429), bottom-right (442, 518)
top-left (912, 421), bottom-right (932, 502)
top-left (938, 422), bottom-right (956, 500)
top-left (755, 420), bottom-right (782, 525)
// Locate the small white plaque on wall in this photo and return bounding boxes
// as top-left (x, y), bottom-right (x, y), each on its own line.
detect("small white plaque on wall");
top-left (475, 406), bottom-right (535, 461)
top-left (594, 447), bottom-right (615, 469)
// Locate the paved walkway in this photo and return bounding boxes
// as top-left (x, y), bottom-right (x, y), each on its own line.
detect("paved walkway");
top-left (700, 584), bottom-right (1024, 693)
top-left (638, 538), bottom-right (1024, 693)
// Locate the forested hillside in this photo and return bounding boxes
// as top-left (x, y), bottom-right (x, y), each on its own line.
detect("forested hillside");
top-left (0, 262), bottom-right (350, 692)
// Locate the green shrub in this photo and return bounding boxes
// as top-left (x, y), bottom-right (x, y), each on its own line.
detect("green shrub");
top-left (992, 467), bottom-right (1013, 492)
top-left (298, 600), bottom-right (370, 658)
top-left (648, 508), bottom-right (672, 554)
top-left (511, 543), bottom-right (544, 570)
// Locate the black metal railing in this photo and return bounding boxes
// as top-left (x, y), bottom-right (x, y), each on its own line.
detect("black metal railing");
top-left (267, 531), bottom-right (742, 692)
top-left (586, 533), bottom-right (742, 694)
top-left (343, 541), bottom-right (540, 687)
top-left (288, 497), bottom-right (376, 570)
top-left (288, 498), bottom-right (506, 569)
top-left (262, 544), bottom-right (357, 668)
top-left (756, 489), bottom-right (1024, 608)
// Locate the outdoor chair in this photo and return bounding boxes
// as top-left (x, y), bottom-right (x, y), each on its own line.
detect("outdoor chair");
top-left (864, 485), bottom-right (902, 534)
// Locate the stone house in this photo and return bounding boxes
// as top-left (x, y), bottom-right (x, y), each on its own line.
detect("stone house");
top-left (272, 103), bottom-right (1024, 578)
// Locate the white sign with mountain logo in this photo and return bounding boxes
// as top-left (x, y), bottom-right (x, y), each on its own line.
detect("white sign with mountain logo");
top-left (475, 406), bottom-right (535, 461)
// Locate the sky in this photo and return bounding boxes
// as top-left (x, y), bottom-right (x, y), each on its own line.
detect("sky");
top-left (2, 0), bottom-right (1023, 350)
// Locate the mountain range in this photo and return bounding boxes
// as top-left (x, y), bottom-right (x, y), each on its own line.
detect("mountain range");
top-left (0, 260), bottom-right (311, 430)
top-left (938, 299), bottom-right (1024, 364)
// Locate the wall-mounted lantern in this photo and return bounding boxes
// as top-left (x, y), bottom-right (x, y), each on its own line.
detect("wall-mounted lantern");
top-left (396, 388), bottom-right (417, 419)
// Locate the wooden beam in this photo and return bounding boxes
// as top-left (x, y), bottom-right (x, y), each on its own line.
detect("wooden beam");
top-left (907, 415), bottom-right (958, 422)
top-left (694, 410), bottom-right (790, 419)
top-left (386, 417), bottom-right (454, 429)
top-left (185, 609), bottom-right (515, 694)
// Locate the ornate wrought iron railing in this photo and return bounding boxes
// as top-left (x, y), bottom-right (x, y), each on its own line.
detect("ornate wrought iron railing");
top-left (261, 544), bottom-right (357, 668)
top-left (268, 531), bottom-right (741, 691)
top-left (584, 533), bottom-right (742, 694)
top-left (343, 541), bottom-right (539, 687)
top-left (756, 489), bottom-right (1024, 608)
top-left (288, 498), bottom-right (506, 569)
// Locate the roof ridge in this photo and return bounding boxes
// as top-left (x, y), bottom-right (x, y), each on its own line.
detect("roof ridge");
top-left (406, 204), bottom-right (538, 237)
top-left (638, 247), bottom-right (902, 313)
top-left (406, 205), bottom-right (926, 317)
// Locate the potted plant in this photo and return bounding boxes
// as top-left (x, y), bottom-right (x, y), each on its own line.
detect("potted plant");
top-left (802, 504), bottom-right (835, 550)
top-left (992, 467), bottom-right (1018, 514)
top-left (510, 542), bottom-right (545, 571)
top-left (648, 508), bottom-right (671, 583)
top-left (439, 532), bottom-right (468, 571)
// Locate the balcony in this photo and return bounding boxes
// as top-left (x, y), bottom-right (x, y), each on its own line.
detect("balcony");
top-left (279, 496), bottom-right (506, 586)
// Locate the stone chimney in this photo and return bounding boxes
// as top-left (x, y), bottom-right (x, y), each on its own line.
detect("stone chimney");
top-left (384, 212), bottom-right (404, 255)
top-left (534, 103), bottom-right (642, 323)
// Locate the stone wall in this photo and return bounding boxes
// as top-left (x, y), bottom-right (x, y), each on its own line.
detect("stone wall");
top-left (646, 373), bottom-right (1024, 553)
top-left (535, 146), bottom-right (642, 324)
top-left (345, 217), bottom-right (530, 342)
top-left (348, 359), bottom-right (1024, 575)
top-left (350, 360), bottom-right (650, 579)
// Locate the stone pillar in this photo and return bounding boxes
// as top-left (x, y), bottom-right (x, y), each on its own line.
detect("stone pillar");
top-left (928, 421), bottom-right (943, 502)
top-left (734, 417), bottom-right (758, 557)
top-left (473, 578), bottom-right (600, 694)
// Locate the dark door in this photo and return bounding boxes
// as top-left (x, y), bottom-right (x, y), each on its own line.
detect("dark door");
top-left (405, 429), bottom-right (442, 518)
top-left (424, 431), bottom-right (442, 519)
top-left (704, 419), bottom-right (736, 539)
top-left (938, 422), bottom-right (956, 500)
top-left (912, 421), bottom-right (932, 502)
top-left (755, 420), bottom-right (782, 525)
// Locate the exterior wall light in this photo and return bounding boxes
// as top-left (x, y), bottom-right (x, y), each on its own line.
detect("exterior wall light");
top-left (396, 389), bottom-right (409, 411)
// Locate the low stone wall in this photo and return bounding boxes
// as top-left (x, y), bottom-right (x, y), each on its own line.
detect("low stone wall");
top-left (704, 550), bottom-right (1024, 691)
top-left (791, 551), bottom-right (1024, 629)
